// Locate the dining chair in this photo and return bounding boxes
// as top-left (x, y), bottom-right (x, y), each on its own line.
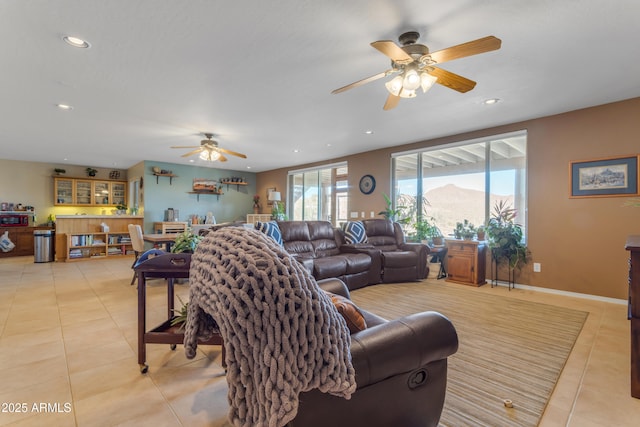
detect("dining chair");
top-left (128, 224), bottom-right (146, 285)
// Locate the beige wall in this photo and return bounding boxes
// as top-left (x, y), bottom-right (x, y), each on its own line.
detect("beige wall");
top-left (0, 161), bottom-right (127, 223)
top-left (257, 97), bottom-right (640, 299)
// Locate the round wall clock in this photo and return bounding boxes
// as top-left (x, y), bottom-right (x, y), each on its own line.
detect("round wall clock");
top-left (359, 174), bottom-right (376, 194)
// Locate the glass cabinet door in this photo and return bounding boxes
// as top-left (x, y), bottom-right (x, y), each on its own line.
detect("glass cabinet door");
top-left (55, 178), bottom-right (74, 205)
top-left (94, 182), bottom-right (110, 205)
top-left (75, 180), bottom-right (92, 205)
top-left (111, 182), bottom-right (126, 206)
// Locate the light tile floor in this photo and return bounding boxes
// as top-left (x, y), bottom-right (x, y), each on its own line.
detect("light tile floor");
top-left (1, 256), bottom-right (639, 426)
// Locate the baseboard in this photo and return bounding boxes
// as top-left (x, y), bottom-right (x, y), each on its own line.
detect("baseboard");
top-left (490, 280), bottom-right (627, 305)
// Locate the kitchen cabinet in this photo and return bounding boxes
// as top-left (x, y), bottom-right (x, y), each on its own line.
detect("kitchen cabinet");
top-left (54, 177), bottom-right (127, 207)
top-left (445, 239), bottom-right (487, 286)
top-left (0, 226), bottom-right (53, 258)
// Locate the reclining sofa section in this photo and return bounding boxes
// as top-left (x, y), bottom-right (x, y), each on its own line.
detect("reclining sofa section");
top-left (277, 220), bottom-right (381, 290)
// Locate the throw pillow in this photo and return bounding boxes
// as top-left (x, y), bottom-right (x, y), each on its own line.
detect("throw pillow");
top-left (342, 221), bottom-right (368, 244)
top-left (324, 291), bottom-right (367, 333)
top-left (255, 221), bottom-right (283, 246)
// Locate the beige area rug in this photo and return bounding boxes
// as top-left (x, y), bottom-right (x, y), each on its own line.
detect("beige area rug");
top-left (349, 281), bottom-right (588, 427)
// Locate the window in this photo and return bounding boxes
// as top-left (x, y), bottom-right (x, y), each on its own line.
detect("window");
top-left (392, 131), bottom-right (527, 239)
top-left (288, 163), bottom-right (348, 226)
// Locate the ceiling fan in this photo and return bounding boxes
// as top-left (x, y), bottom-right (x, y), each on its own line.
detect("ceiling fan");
top-left (332, 32), bottom-right (501, 110)
top-left (171, 133), bottom-right (247, 162)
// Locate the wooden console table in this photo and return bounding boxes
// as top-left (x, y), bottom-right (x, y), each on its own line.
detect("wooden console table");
top-left (625, 235), bottom-right (640, 399)
top-left (134, 252), bottom-right (224, 373)
top-left (445, 239), bottom-right (487, 286)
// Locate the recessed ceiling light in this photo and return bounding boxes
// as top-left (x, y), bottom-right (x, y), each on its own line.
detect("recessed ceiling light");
top-left (365, 130), bottom-right (374, 135)
top-left (56, 104), bottom-right (73, 110)
top-left (189, 159), bottom-right (195, 163)
top-left (483, 98), bottom-right (500, 105)
top-left (246, 166), bottom-right (252, 169)
top-left (293, 149), bottom-right (300, 153)
top-left (63, 36), bottom-right (90, 48)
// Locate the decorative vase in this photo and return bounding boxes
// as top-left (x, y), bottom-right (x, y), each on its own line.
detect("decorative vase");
top-left (253, 205), bottom-right (260, 214)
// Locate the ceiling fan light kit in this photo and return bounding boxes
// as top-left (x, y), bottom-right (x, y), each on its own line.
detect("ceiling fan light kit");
top-left (171, 133), bottom-right (247, 163)
top-left (333, 31), bottom-right (501, 110)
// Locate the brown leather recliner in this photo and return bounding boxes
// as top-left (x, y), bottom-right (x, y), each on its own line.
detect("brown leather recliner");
top-left (359, 219), bottom-right (430, 282)
top-left (277, 220), bottom-right (382, 289)
top-left (288, 278), bottom-right (459, 427)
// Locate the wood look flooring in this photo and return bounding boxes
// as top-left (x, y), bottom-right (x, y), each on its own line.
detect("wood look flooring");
top-left (1, 255), bottom-right (639, 426)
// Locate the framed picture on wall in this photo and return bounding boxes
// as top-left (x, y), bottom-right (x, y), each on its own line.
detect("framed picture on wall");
top-left (569, 155), bottom-right (639, 198)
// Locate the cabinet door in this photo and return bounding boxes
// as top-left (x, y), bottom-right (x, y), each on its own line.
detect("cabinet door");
top-left (448, 252), bottom-right (474, 283)
top-left (75, 180), bottom-right (92, 205)
top-left (54, 178), bottom-right (74, 205)
top-left (94, 181), bottom-right (111, 205)
top-left (111, 182), bottom-right (126, 206)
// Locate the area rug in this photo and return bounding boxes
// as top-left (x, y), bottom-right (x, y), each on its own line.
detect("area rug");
top-left (349, 281), bottom-right (588, 427)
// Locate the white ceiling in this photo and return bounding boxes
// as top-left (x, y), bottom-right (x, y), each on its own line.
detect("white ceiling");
top-left (2, 0), bottom-right (639, 173)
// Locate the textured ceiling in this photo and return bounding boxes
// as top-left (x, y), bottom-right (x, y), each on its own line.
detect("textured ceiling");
top-left (1, 0), bottom-right (639, 172)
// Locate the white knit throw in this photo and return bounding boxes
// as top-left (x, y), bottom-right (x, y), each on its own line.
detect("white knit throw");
top-left (184, 227), bottom-right (356, 427)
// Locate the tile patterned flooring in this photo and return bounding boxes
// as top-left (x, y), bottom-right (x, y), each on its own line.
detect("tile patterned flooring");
top-left (1, 255), bottom-right (639, 426)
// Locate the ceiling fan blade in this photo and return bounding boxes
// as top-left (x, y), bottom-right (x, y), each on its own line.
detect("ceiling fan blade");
top-left (428, 36), bottom-right (501, 65)
top-left (218, 154), bottom-right (228, 162)
top-left (383, 93), bottom-right (400, 110)
top-left (180, 148), bottom-right (204, 157)
top-left (332, 69), bottom-right (394, 94)
top-left (171, 145), bottom-right (201, 149)
top-left (216, 147), bottom-right (247, 159)
top-left (428, 67), bottom-right (477, 93)
top-left (371, 40), bottom-right (413, 64)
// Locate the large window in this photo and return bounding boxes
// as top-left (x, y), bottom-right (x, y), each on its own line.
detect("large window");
top-left (288, 163), bottom-right (348, 226)
top-left (393, 131), bottom-right (527, 239)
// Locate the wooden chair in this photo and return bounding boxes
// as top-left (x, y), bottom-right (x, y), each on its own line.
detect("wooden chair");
top-left (128, 224), bottom-right (146, 285)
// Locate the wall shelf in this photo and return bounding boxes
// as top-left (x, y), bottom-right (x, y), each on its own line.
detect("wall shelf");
top-left (153, 173), bottom-right (177, 185)
top-left (219, 181), bottom-right (248, 191)
top-left (188, 191), bottom-right (223, 201)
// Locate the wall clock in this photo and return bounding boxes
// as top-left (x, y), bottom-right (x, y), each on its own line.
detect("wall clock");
top-left (359, 174), bottom-right (376, 194)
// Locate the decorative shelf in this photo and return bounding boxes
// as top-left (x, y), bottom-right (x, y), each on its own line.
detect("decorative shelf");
top-left (188, 190), bottom-right (223, 201)
top-left (153, 173), bottom-right (177, 185)
top-left (219, 181), bottom-right (248, 191)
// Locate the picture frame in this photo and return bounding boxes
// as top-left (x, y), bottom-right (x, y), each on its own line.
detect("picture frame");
top-left (569, 155), bottom-right (639, 198)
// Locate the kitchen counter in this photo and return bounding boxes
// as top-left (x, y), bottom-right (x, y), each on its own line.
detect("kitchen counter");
top-left (55, 215), bottom-right (144, 219)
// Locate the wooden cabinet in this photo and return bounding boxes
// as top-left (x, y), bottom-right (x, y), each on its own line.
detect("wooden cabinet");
top-left (67, 232), bottom-right (134, 261)
top-left (246, 214), bottom-right (272, 224)
top-left (54, 177), bottom-right (127, 206)
top-left (55, 215), bottom-right (143, 261)
top-left (445, 239), bottom-right (487, 286)
top-left (0, 226), bottom-right (52, 258)
top-left (625, 235), bottom-right (640, 399)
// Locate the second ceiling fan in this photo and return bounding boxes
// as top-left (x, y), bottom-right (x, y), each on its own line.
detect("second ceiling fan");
top-left (171, 134), bottom-right (247, 162)
top-left (332, 32), bottom-right (501, 110)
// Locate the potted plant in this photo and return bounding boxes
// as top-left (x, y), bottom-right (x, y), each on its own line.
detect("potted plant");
top-left (86, 167), bottom-right (98, 177)
top-left (171, 230), bottom-right (202, 253)
top-left (454, 219), bottom-right (476, 240)
top-left (485, 201), bottom-right (529, 269)
top-left (271, 202), bottom-right (287, 221)
top-left (414, 216), bottom-right (443, 245)
top-left (378, 193), bottom-right (410, 225)
top-left (476, 225), bottom-right (486, 241)
top-left (115, 203), bottom-right (127, 215)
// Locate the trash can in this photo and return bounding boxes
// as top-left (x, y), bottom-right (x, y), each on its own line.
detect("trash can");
top-left (34, 229), bottom-right (55, 263)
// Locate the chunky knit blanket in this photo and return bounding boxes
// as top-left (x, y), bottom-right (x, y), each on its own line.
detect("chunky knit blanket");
top-left (184, 227), bottom-right (356, 427)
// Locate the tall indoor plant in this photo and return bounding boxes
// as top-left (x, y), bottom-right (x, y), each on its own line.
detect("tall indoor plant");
top-left (485, 201), bottom-right (529, 269)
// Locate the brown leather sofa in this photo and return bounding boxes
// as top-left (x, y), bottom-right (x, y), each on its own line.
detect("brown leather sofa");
top-left (277, 220), bottom-right (381, 289)
top-left (340, 219), bottom-right (430, 282)
top-left (288, 278), bottom-right (459, 427)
